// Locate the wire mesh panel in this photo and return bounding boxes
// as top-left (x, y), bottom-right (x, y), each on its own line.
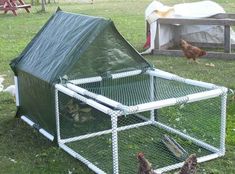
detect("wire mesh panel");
top-left (55, 71), bottom-right (227, 174)
top-left (78, 74), bottom-right (210, 106)
top-left (66, 134), bottom-right (113, 173)
top-left (58, 91), bottom-right (111, 139)
top-left (157, 97), bottom-right (221, 149)
top-left (115, 112), bottom-right (214, 174)
top-left (57, 90), bottom-right (114, 173)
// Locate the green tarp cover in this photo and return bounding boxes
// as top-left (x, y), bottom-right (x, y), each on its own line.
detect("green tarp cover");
top-left (11, 11), bottom-right (151, 83)
top-left (10, 10), bottom-right (152, 136)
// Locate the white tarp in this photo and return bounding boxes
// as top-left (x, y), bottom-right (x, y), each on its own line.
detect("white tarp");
top-left (145, 0), bottom-right (235, 52)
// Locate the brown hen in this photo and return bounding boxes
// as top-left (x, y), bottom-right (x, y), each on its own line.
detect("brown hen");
top-left (137, 152), bottom-right (158, 174)
top-left (179, 154), bottom-right (197, 174)
top-left (180, 39), bottom-right (207, 63)
top-left (136, 152), bottom-right (197, 174)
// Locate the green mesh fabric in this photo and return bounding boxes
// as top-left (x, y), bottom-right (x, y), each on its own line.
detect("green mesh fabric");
top-left (11, 11), bottom-right (151, 83)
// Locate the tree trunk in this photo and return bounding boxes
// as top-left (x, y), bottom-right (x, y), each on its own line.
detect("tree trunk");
top-left (41, 0), bottom-right (46, 12)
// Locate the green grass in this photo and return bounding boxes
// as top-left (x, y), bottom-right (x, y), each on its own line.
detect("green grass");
top-left (0, 0), bottom-right (235, 173)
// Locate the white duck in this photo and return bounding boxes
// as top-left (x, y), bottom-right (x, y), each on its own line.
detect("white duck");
top-left (3, 85), bottom-right (16, 97)
top-left (0, 75), bottom-right (16, 97)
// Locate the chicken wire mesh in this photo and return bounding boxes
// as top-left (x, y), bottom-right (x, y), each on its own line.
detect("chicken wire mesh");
top-left (157, 97), bottom-right (221, 149)
top-left (117, 123), bottom-right (213, 173)
top-left (56, 74), bottom-right (224, 174)
top-left (58, 91), bottom-right (111, 139)
top-left (78, 74), bottom-right (210, 106)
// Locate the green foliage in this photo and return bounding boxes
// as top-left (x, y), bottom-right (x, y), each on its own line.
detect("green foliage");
top-left (0, 0), bottom-right (234, 173)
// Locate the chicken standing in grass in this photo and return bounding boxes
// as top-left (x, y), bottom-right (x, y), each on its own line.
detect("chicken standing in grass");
top-left (179, 154), bottom-right (197, 174)
top-left (137, 152), bottom-right (157, 174)
top-left (180, 39), bottom-right (207, 63)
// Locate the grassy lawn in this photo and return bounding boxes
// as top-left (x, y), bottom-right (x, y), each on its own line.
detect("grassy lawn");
top-left (0, 0), bottom-right (235, 173)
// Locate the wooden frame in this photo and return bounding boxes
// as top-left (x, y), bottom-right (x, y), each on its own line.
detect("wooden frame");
top-left (0, 0), bottom-right (31, 16)
top-left (148, 13), bottom-right (235, 60)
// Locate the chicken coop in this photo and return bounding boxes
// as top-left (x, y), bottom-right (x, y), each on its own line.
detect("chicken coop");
top-left (144, 1), bottom-right (235, 59)
top-left (11, 11), bottom-right (228, 174)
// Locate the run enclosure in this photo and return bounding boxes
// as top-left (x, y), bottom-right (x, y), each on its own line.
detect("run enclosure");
top-left (54, 68), bottom-right (227, 174)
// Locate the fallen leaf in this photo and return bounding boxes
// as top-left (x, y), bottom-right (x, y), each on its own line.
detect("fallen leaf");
top-left (205, 63), bottom-right (215, 67)
top-left (9, 157), bottom-right (17, 163)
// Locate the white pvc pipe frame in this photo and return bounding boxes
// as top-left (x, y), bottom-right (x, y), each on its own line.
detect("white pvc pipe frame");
top-left (55, 89), bottom-right (106, 174)
top-left (67, 68), bottom-right (226, 117)
top-left (65, 82), bottom-right (225, 116)
top-left (59, 143), bottom-right (106, 174)
top-left (15, 68), bottom-right (228, 174)
top-left (17, 68), bottom-right (227, 174)
top-left (55, 85), bottom-right (120, 174)
top-left (68, 68), bottom-right (220, 90)
top-left (21, 115), bottom-right (54, 141)
top-left (55, 78), bottom-right (227, 174)
top-left (69, 69), bottom-right (142, 85)
top-left (155, 153), bottom-right (222, 174)
top-left (14, 76), bottom-right (19, 106)
top-left (14, 69), bottom-right (227, 174)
